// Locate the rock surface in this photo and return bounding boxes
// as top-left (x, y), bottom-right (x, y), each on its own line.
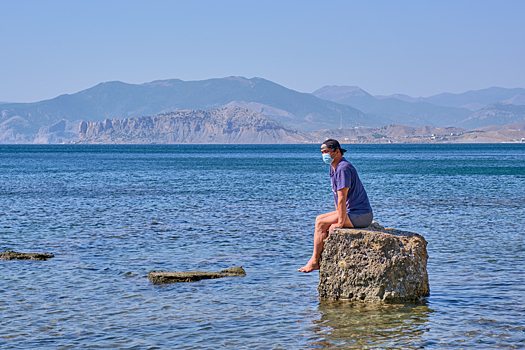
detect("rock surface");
top-left (1, 251), bottom-right (54, 261)
top-left (148, 266), bottom-right (246, 283)
top-left (318, 222), bottom-right (429, 302)
top-left (78, 107), bottom-right (314, 144)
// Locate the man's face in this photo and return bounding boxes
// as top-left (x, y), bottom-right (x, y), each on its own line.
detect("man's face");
top-left (321, 144), bottom-right (335, 158)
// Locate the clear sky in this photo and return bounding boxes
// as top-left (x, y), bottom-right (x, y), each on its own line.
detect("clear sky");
top-left (1, 0), bottom-right (524, 102)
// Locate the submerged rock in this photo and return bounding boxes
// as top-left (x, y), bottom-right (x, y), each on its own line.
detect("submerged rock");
top-left (0, 251), bottom-right (54, 261)
top-left (318, 222), bottom-right (429, 302)
top-left (148, 266), bottom-right (246, 283)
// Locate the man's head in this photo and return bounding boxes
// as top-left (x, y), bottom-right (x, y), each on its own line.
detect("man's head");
top-left (321, 139), bottom-right (347, 155)
top-left (321, 139), bottom-right (346, 165)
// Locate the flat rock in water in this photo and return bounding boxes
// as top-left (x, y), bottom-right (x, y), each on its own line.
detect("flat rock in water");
top-left (318, 222), bottom-right (429, 302)
top-left (148, 266), bottom-right (246, 283)
top-left (0, 251), bottom-right (54, 261)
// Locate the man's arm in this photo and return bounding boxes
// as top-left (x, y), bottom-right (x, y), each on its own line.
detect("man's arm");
top-left (329, 188), bottom-right (349, 233)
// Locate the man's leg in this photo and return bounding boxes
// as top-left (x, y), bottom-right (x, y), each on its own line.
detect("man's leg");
top-left (298, 211), bottom-right (353, 273)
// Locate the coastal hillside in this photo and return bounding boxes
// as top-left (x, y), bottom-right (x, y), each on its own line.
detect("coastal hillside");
top-left (457, 103), bottom-right (525, 129)
top-left (79, 107), bottom-right (524, 144)
top-left (455, 123), bottom-right (525, 143)
top-left (78, 107), bottom-right (314, 144)
top-left (0, 76), bottom-right (387, 143)
top-left (311, 124), bottom-right (466, 142)
top-left (311, 123), bottom-right (524, 143)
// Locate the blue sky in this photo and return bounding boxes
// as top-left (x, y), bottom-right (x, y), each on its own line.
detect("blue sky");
top-left (1, 0), bottom-right (524, 102)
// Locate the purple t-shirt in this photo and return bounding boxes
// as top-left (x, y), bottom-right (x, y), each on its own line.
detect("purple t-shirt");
top-left (330, 157), bottom-right (372, 214)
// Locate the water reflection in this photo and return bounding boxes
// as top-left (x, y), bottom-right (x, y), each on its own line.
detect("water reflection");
top-left (310, 300), bottom-right (433, 349)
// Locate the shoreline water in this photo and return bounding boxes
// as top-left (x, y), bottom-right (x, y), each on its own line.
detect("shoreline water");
top-left (1, 143), bottom-right (523, 349)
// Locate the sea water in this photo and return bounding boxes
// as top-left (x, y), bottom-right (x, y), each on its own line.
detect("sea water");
top-left (0, 144), bottom-right (524, 349)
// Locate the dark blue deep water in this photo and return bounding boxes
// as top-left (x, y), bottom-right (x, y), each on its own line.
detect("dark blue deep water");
top-left (1, 144), bottom-right (524, 349)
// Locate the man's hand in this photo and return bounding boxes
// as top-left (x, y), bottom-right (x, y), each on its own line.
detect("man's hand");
top-left (329, 222), bottom-right (344, 234)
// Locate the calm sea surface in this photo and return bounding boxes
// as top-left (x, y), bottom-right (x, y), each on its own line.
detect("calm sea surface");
top-left (1, 144), bottom-right (524, 349)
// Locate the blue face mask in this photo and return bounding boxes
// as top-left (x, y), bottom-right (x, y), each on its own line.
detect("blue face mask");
top-left (322, 153), bottom-right (334, 165)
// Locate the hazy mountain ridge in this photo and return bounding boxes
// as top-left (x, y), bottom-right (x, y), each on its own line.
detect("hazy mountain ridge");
top-left (503, 94), bottom-right (525, 105)
top-left (313, 86), bottom-right (374, 102)
top-left (313, 85), bottom-right (525, 128)
top-left (79, 107), bottom-right (313, 144)
top-left (374, 94), bottom-right (425, 103)
top-left (374, 87), bottom-right (525, 110)
top-left (458, 103), bottom-right (525, 129)
top-left (423, 87), bottom-right (525, 109)
top-left (0, 77), bottom-right (387, 143)
top-left (312, 86), bottom-right (471, 126)
top-left (1, 77), bottom-right (525, 144)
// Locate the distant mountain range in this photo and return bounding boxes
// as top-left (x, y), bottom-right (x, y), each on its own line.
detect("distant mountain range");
top-left (1, 76), bottom-right (525, 144)
top-left (457, 103), bottom-right (525, 129)
top-left (418, 87), bottom-right (525, 110)
top-left (0, 77), bottom-right (387, 143)
top-left (312, 86), bottom-right (525, 129)
top-left (313, 86), bottom-right (471, 127)
top-left (80, 107), bottom-right (525, 144)
top-left (374, 87), bottom-right (525, 110)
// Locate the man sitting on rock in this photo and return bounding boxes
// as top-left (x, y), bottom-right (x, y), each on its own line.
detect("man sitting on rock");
top-left (299, 139), bottom-right (373, 273)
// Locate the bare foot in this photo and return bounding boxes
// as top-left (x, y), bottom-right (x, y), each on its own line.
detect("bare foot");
top-left (298, 259), bottom-right (319, 273)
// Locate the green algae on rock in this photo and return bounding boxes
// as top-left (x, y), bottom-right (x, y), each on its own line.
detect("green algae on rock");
top-left (0, 251), bottom-right (54, 261)
top-left (148, 266), bottom-right (246, 283)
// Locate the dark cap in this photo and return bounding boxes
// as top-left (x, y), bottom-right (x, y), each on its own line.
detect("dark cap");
top-left (322, 139), bottom-right (347, 154)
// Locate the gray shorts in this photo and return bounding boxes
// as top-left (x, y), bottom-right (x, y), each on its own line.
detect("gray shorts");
top-left (348, 211), bottom-right (373, 228)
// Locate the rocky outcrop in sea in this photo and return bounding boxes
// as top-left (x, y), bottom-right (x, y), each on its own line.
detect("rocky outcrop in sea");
top-left (318, 222), bottom-right (429, 302)
top-left (1, 251), bottom-right (54, 261)
top-left (148, 266), bottom-right (246, 283)
top-left (79, 107), bottom-right (313, 144)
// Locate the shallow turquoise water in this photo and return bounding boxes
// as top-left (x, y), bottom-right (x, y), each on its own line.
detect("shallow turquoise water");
top-left (0, 144), bottom-right (524, 349)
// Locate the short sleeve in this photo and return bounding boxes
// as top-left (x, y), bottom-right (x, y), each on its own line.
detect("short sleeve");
top-left (334, 166), bottom-right (352, 191)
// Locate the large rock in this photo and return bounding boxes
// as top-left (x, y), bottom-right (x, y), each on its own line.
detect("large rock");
top-left (148, 266), bottom-right (246, 283)
top-left (318, 222), bottom-right (429, 302)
